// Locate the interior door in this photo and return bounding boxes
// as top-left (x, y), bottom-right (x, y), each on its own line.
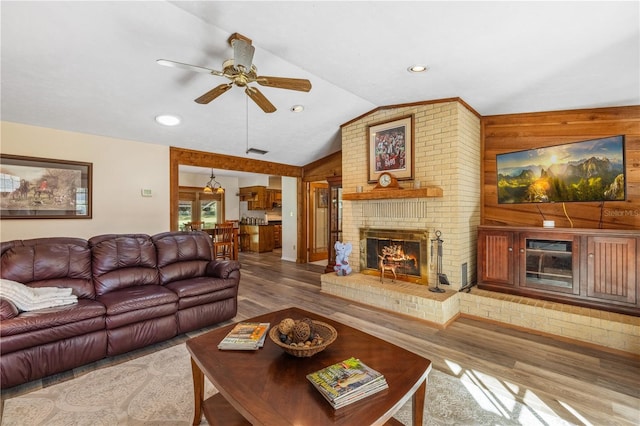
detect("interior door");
top-left (308, 182), bottom-right (329, 262)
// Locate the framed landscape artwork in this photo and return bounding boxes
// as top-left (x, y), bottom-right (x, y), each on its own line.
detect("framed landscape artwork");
top-left (367, 115), bottom-right (414, 183)
top-left (0, 154), bottom-right (92, 219)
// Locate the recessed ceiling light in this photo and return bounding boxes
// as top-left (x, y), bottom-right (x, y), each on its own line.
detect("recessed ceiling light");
top-left (290, 105), bottom-right (304, 113)
top-left (407, 65), bottom-right (429, 73)
top-left (155, 114), bottom-right (181, 126)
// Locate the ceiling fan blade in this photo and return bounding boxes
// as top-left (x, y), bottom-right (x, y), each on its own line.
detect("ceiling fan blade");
top-left (231, 39), bottom-right (255, 72)
top-left (257, 76), bottom-right (312, 92)
top-left (245, 87), bottom-right (276, 113)
top-left (195, 84), bottom-right (233, 104)
top-left (157, 59), bottom-right (223, 76)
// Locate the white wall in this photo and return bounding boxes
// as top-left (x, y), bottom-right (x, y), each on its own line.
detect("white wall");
top-left (280, 176), bottom-right (298, 262)
top-left (238, 175), bottom-right (269, 187)
top-left (1, 122), bottom-right (169, 240)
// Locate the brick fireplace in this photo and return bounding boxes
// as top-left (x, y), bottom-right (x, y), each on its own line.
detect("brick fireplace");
top-left (320, 99), bottom-right (482, 325)
top-left (320, 99), bottom-right (638, 353)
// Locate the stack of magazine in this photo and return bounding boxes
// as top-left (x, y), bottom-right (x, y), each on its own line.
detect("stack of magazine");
top-left (217, 322), bottom-right (270, 350)
top-left (306, 357), bottom-right (388, 409)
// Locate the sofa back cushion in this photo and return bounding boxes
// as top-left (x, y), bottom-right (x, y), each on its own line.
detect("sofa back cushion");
top-left (152, 231), bottom-right (213, 285)
top-left (0, 238), bottom-right (94, 299)
top-left (89, 234), bottom-right (159, 296)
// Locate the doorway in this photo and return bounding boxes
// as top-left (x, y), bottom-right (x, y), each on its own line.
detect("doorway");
top-left (308, 181), bottom-right (329, 262)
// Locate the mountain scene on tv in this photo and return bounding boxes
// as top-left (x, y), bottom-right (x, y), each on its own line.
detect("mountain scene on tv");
top-left (497, 136), bottom-right (625, 204)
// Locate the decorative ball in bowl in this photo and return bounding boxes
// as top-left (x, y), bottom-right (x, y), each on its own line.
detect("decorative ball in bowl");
top-left (269, 318), bottom-right (337, 357)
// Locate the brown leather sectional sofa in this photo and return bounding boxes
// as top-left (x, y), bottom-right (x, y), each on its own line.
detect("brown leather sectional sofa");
top-left (0, 231), bottom-right (241, 389)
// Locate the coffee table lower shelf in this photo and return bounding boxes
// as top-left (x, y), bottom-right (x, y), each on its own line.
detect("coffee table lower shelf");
top-left (202, 393), bottom-right (403, 426)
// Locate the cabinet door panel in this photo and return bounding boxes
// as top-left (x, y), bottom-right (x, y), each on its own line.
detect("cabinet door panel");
top-left (479, 231), bottom-right (515, 285)
top-left (586, 236), bottom-right (637, 305)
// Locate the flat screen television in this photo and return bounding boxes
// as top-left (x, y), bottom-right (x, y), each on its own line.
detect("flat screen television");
top-left (496, 135), bottom-right (626, 204)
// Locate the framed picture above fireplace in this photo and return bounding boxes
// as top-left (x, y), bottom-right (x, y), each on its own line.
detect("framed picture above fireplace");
top-left (368, 115), bottom-right (414, 183)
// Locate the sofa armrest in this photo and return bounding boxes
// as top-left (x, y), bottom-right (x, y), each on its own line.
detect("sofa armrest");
top-left (206, 260), bottom-right (241, 279)
top-left (0, 297), bottom-right (19, 320)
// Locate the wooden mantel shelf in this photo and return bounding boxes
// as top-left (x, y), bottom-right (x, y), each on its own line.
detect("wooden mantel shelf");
top-left (342, 186), bottom-right (443, 200)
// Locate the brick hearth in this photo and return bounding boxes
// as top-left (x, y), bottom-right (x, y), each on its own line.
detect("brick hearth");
top-left (321, 273), bottom-right (459, 326)
top-left (321, 272), bottom-right (639, 354)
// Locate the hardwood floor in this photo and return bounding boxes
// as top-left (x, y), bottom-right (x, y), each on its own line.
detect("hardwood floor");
top-left (238, 250), bottom-right (640, 426)
top-left (2, 249), bottom-right (638, 425)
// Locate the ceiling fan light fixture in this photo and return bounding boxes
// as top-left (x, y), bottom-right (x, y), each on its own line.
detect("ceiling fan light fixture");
top-left (407, 64), bottom-right (429, 73)
top-left (159, 32), bottom-right (311, 113)
top-left (155, 114), bottom-right (181, 126)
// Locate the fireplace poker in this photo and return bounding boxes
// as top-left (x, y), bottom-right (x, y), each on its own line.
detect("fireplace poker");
top-left (429, 230), bottom-right (448, 293)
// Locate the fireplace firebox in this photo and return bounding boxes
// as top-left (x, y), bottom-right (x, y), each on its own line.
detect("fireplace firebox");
top-left (359, 228), bottom-right (430, 285)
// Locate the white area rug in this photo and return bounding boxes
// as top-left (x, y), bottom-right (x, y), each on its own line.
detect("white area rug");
top-left (1, 344), bottom-right (573, 425)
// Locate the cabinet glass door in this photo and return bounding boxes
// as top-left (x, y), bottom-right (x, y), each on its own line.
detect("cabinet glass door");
top-left (325, 176), bottom-right (342, 273)
top-left (521, 236), bottom-right (578, 294)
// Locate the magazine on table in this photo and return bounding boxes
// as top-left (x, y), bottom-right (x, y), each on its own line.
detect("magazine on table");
top-left (218, 322), bottom-right (270, 350)
top-left (306, 357), bottom-right (388, 408)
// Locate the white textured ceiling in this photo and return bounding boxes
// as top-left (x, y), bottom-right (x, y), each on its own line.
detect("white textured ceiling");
top-left (2, 1), bottom-right (639, 172)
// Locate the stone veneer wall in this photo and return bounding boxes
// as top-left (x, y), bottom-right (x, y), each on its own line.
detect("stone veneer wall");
top-left (341, 100), bottom-right (481, 289)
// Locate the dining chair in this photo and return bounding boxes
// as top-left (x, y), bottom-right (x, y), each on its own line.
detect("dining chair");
top-left (189, 221), bottom-right (204, 231)
top-left (213, 224), bottom-right (234, 260)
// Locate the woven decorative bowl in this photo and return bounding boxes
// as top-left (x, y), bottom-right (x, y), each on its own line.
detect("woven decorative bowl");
top-left (269, 320), bottom-right (337, 357)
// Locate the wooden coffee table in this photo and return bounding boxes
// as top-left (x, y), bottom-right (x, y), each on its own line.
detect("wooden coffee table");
top-left (187, 307), bottom-right (432, 425)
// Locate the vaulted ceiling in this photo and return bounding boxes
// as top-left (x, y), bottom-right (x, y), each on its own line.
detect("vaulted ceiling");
top-left (2, 1), bottom-right (638, 168)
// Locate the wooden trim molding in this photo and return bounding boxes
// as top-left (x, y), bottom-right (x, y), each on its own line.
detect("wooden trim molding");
top-left (170, 147), bottom-right (303, 177)
top-left (342, 186), bottom-right (443, 200)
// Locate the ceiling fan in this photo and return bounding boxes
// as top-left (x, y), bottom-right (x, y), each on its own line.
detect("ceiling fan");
top-left (157, 33), bottom-right (312, 113)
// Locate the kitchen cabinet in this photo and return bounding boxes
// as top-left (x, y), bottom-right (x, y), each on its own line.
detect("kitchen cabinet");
top-left (239, 186), bottom-right (267, 210)
top-left (478, 226), bottom-right (639, 316)
top-left (273, 224), bottom-right (282, 248)
top-left (240, 225), bottom-right (275, 253)
top-left (267, 189), bottom-right (282, 208)
top-left (239, 186), bottom-right (282, 210)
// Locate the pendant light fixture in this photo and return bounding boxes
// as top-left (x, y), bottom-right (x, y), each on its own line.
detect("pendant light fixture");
top-left (203, 169), bottom-right (224, 194)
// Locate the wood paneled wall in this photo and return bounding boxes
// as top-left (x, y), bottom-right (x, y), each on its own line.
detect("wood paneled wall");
top-left (482, 106), bottom-right (640, 230)
top-left (302, 151), bottom-right (342, 182)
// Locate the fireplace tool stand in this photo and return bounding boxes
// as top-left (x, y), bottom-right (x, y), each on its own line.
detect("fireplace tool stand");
top-left (429, 230), bottom-right (449, 293)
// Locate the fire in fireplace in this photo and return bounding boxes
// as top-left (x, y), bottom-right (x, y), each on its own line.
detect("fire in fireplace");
top-left (359, 228), bottom-right (430, 285)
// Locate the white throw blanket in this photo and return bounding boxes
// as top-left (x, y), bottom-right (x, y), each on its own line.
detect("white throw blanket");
top-left (0, 279), bottom-right (78, 312)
